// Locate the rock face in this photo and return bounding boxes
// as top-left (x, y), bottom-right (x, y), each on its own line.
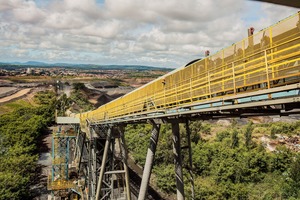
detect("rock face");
top-left (249, 116), bottom-right (300, 124)
top-left (216, 118), bottom-right (248, 127)
top-left (216, 119), bottom-right (232, 127)
top-left (272, 116), bottom-right (300, 123)
top-left (216, 115), bottom-right (300, 126)
top-left (248, 116), bottom-right (273, 124)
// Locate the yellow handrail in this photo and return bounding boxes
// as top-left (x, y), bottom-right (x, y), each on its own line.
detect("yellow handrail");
top-left (78, 12), bottom-right (300, 127)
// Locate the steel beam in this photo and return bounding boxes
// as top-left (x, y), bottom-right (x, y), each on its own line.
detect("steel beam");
top-left (78, 133), bottom-right (86, 173)
top-left (87, 139), bottom-right (93, 199)
top-left (118, 126), bottom-right (132, 200)
top-left (253, 0), bottom-right (300, 8)
top-left (91, 84), bottom-right (300, 125)
top-left (138, 120), bottom-right (161, 200)
top-left (185, 120), bottom-right (194, 200)
top-left (172, 122), bottom-right (185, 200)
top-left (96, 127), bottom-right (112, 200)
top-left (74, 125), bottom-right (80, 161)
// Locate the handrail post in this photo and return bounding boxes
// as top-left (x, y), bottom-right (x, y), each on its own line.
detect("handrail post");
top-left (189, 78), bottom-right (193, 103)
top-left (232, 63), bottom-right (236, 95)
top-left (208, 71), bottom-right (212, 99)
top-left (264, 50), bottom-right (271, 90)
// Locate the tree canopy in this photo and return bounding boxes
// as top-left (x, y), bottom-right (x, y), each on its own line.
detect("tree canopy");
top-left (125, 120), bottom-right (300, 199)
top-left (0, 91), bottom-right (56, 200)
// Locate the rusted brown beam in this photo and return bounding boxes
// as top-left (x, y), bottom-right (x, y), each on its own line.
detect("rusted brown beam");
top-left (253, 0), bottom-right (300, 8)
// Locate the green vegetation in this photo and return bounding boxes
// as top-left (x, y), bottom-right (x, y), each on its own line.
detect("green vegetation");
top-left (126, 71), bottom-right (165, 79)
top-left (69, 83), bottom-right (94, 112)
top-left (125, 121), bottom-right (300, 199)
top-left (0, 99), bottom-right (32, 115)
top-left (57, 83), bottom-right (94, 116)
top-left (0, 91), bottom-right (56, 199)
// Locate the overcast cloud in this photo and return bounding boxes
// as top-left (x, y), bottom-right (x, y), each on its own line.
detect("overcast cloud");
top-left (0, 0), bottom-right (298, 68)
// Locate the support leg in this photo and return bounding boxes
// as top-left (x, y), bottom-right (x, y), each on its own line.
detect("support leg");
top-left (91, 139), bottom-right (97, 199)
top-left (118, 126), bottom-right (132, 200)
top-left (78, 133), bottom-right (86, 173)
top-left (87, 139), bottom-right (93, 199)
top-left (185, 120), bottom-right (195, 200)
top-left (138, 120), bottom-right (161, 200)
top-left (96, 127), bottom-right (112, 200)
top-left (172, 122), bottom-right (185, 200)
top-left (74, 126), bottom-right (80, 160)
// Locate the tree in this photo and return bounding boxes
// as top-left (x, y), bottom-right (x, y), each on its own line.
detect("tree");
top-left (153, 165), bottom-right (176, 193)
top-left (216, 130), bottom-right (231, 142)
top-left (244, 122), bottom-right (253, 149)
top-left (72, 82), bottom-right (85, 90)
top-left (231, 129), bottom-right (239, 148)
top-left (0, 90), bottom-right (56, 199)
top-left (283, 154), bottom-right (300, 198)
top-left (57, 94), bottom-right (71, 116)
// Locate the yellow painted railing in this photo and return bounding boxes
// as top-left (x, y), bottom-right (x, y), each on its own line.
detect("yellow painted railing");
top-left (47, 174), bottom-right (75, 190)
top-left (79, 12), bottom-right (300, 127)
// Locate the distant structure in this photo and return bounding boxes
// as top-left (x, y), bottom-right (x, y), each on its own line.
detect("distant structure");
top-left (26, 68), bottom-right (33, 75)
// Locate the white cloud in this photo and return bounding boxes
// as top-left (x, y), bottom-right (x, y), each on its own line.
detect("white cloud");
top-left (250, 2), bottom-right (298, 31)
top-left (12, 1), bottom-right (45, 23)
top-left (0, 0), bottom-right (22, 11)
top-left (0, 0), bottom-right (298, 67)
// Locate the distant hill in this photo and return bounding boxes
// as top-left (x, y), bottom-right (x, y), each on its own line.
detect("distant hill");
top-left (0, 61), bottom-right (172, 71)
top-left (25, 61), bottom-right (50, 66)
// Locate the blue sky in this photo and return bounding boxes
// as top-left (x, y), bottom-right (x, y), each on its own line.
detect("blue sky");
top-left (0, 0), bottom-right (298, 68)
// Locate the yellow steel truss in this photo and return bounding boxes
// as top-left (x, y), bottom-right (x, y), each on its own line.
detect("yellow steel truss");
top-left (79, 12), bottom-right (300, 128)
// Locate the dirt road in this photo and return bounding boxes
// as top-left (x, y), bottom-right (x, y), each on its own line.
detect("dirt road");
top-left (0, 88), bottom-right (31, 103)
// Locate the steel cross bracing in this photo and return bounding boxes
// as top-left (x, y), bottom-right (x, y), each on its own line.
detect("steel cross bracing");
top-left (74, 123), bottom-right (132, 200)
top-left (79, 92), bottom-right (300, 200)
top-left (48, 126), bottom-right (78, 194)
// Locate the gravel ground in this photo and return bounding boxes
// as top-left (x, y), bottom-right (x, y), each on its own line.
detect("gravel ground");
top-left (0, 87), bottom-right (17, 95)
top-left (31, 128), bottom-right (53, 200)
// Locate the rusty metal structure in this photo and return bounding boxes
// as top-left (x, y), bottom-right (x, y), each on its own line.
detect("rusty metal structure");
top-left (254, 0), bottom-right (300, 8)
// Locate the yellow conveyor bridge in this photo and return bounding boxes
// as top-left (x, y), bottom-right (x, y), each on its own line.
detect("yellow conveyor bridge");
top-left (51, 12), bottom-right (300, 200)
top-left (79, 12), bottom-right (300, 129)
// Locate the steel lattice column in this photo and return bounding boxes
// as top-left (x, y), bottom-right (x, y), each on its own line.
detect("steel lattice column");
top-left (96, 126), bottom-right (113, 200)
top-left (118, 126), bottom-right (131, 200)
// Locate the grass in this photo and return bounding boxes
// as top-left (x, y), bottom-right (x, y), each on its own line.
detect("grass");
top-left (0, 99), bottom-right (33, 115)
top-left (7, 76), bottom-right (53, 83)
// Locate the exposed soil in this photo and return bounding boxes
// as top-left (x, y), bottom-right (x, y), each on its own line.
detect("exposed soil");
top-left (0, 88), bottom-right (31, 103)
top-left (0, 87), bottom-right (17, 96)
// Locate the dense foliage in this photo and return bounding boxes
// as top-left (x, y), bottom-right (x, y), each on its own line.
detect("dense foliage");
top-left (125, 121), bottom-right (300, 199)
top-left (69, 83), bottom-right (94, 112)
top-left (0, 91), bottom-right (56, 200)
top-left (56, 83), bottom-right (94, 116)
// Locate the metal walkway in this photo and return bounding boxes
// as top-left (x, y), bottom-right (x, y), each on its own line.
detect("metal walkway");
top-left (79, 12), bottom-right (300, 129)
